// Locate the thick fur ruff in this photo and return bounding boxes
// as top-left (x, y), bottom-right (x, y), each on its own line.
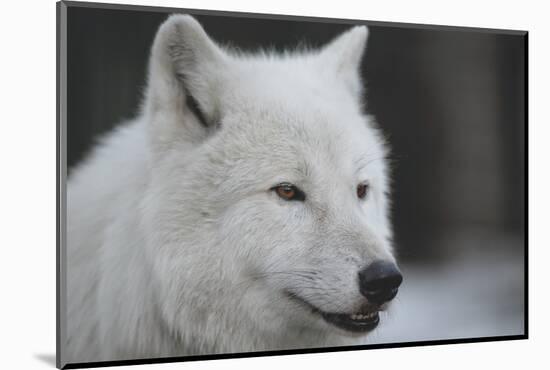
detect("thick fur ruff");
top-left (66, 15), bottom-right (395, 363)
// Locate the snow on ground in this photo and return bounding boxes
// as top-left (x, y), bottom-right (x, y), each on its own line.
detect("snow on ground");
top-left (367, 240), bottom-right (525, 344)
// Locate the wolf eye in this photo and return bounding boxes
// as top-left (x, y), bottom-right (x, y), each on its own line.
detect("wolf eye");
top-left (272, 183), bottom-right (306, 202)
top-left (357, 183), bottom-right (369, 200)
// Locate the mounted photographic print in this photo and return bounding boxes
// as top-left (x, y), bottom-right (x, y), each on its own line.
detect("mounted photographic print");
top-left (57, 1), bottom-right (527, 368)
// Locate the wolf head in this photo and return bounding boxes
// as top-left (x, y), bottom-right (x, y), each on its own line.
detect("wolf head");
top-left (140, 15), bottom-right (401, 351)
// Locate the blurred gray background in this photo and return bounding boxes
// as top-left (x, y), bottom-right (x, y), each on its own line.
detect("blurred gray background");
top-left (66, 6), bottom-right (526, 343)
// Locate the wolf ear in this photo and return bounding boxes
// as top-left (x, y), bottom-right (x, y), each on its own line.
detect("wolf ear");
top-left (318, 25), bottom-right (369, 97)
top-left (144, 15), bottom-right (227, 149)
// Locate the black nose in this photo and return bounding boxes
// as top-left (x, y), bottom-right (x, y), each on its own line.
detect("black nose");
top-left (358, 261), bottom-right (403, 304)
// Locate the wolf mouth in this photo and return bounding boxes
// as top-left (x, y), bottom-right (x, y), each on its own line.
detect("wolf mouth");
top-left (285, 291), bottom-right (380, 333)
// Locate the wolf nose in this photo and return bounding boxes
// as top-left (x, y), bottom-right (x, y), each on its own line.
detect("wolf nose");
top-left (358, 261), bottom-right (403, 304)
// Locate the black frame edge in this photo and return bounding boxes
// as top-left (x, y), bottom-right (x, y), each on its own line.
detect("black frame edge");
top-left (62, 335), bottom-right (527, 369)
top-left (61, 0), bottom-right (527, 35)
top-left (523, 32), bottom-right (529, 338)
top-left (57, 1), bottom-right (68, 369)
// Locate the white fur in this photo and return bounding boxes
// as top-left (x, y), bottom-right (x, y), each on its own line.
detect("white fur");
top-left (66, 15), bottom-right (395, 363)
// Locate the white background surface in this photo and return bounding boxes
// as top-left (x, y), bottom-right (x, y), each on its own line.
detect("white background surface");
top-left (0, 0), bottom-right (546, 369)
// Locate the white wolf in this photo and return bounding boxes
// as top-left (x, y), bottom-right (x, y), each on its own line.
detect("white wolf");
top-left (66, 14), bottom-right (402, 364)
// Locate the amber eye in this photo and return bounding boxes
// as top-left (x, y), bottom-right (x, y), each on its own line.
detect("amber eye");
top-left (357, 183), bottom-right (369, 199)
top-left (272, 183), bottom-right (306, 202)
